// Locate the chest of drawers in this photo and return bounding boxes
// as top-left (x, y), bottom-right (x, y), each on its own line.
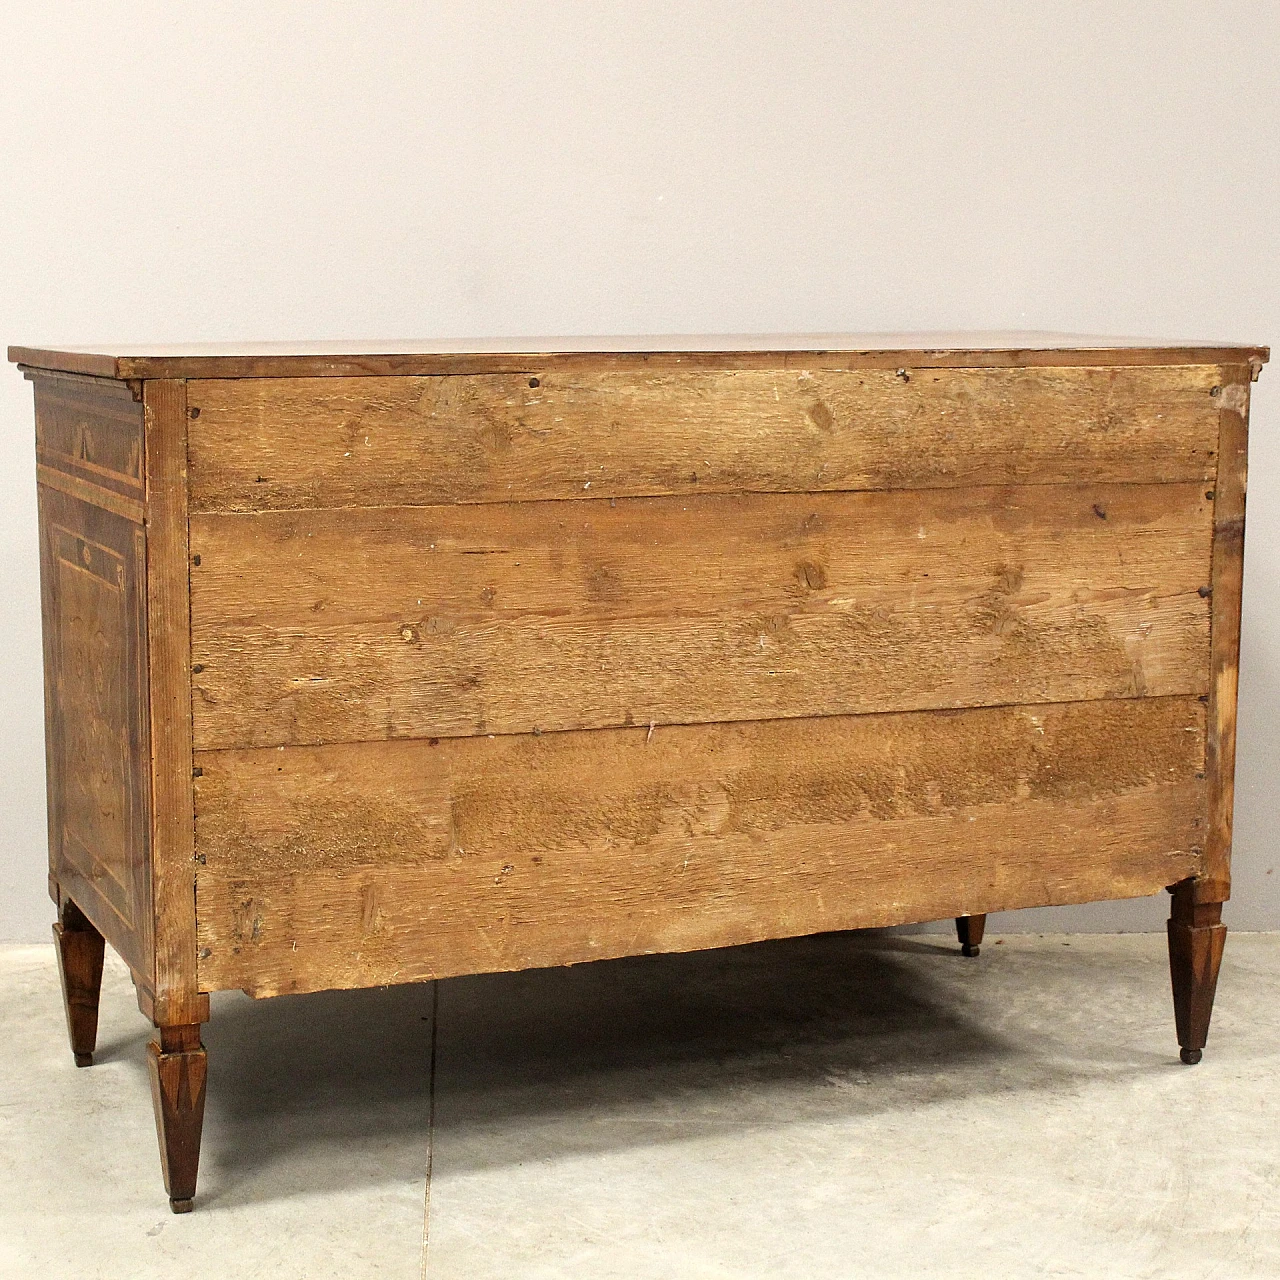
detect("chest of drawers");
top-left (9, 334), bottom-right (1267, 1211)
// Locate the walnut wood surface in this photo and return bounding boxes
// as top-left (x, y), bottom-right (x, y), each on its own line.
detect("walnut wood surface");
top-left (147, 1025), bottom-right (207, 1212)
top-left (53, 901), bottom-right (105, 1067)
top-left (8, 333), bottom-right (1269, 381)
top-left (188, 481), bottom-right (1212, 751)
top-left (1167, 881), bottom-right (1227, 1064)
top-left (34, 376), bottom-right (145, 505)
top-left (35, 377), bottom-right (154, 982)
top-left (185, 365), bottom-right (1222, 513)
top-left (193, 696), bottom-right (1205, 997)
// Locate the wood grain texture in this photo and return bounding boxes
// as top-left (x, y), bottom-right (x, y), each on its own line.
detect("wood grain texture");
top-left (189, 482), bottom-right (1213, 751)
top-left (36, 463), bottom-right (145, 523)
top-left (36, 480), bottom-right (153, 980)
top-left (1168, 880), bottom-right (1227, 1063)
top-left (33, 375), bottom-right (144, 503)
top-left (143, 382), bottom-right (206, 1027)
top-left (9, 333), bottom-right (1269, 382)
top-left (185, 365), bottom-right (1223, 513)
top-left (147, 1025), bottom-right (207, 1212)
top-left (1199, 370), bottom-right (1252, 902)
top-left (194, 696), bottom-right (1206, 997)
top-left (54, 900), bottom-right (106, 1067)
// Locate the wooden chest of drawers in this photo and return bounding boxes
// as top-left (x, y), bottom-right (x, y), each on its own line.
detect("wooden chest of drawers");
top-left (9, 334), bottom-right (1268, 1212)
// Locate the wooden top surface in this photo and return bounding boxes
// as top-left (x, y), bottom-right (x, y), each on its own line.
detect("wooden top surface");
top-left (9, 333), bottom-right (1269, 380)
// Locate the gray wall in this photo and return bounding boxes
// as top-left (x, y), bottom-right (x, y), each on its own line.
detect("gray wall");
top-left (2, 3), bottom-right (1276, 941)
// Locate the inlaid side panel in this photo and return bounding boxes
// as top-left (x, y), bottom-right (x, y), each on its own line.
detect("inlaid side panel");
top-left (34, 375), bottom-right (144, 508)
top-left (194, 697), bottom-right (1207, 997)
top-left (186, 364), bottom-right (1222, 513)
top-left (38, 483), bottom-right (153, 980)
top-left (189, 481), bottom-right (1213, 751)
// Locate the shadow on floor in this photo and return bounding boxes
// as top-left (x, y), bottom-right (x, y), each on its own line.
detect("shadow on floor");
top-left (98, 929), bottom-right (1156, 1205)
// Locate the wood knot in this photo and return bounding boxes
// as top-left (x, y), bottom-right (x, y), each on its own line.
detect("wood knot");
top-left (806, 400), bottom-right (836, 433)
top-left (796, 560), bottom-right (827, 591)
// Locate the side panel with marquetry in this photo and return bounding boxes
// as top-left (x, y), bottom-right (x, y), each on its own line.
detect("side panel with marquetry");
top-left (34, 376), bottom-right (153, 981)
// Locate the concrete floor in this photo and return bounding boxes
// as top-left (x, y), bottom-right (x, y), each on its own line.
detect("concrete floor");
top-left (1, 931), bottom-right (1277, 1279)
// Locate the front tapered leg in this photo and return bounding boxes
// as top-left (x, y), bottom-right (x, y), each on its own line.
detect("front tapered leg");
top-left (955, 914), bottom-right (986, 957)
top-left (53, 899), bottom-right (105, 1067)
top-left (1168, 883), bottom-right (1226, 1065)
top-left (148, 1024), bottom-right (208, 1213)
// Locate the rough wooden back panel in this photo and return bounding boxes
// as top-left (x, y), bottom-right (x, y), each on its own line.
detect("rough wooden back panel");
top-left (185, 365), bottom-right (1221, 513)
top-left (34, 378), bottom-right (154, 981)
top-left (194, 697), bottom-right (1206, 996)
top-left (179, 359), bottom-right (1243, 996)
top-left (188, 482), bottom-right (1212, 750)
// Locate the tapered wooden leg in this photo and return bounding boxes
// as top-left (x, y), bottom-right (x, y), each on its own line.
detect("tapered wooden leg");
top-left (1168, 883), bottom-right (1226, 1065)
top-left (147, 1024), bottom-right (208, 1213)
top-left (52, 899), bottom-right (105, 1067)
top-left (955, 914), bottom-right (986, 957)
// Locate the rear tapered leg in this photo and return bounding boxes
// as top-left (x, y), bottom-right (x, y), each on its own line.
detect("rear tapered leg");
top-left (53, 899), bottom-right (105, 1067)
top-left (955, 914), bottom-right (986, 957)
top-left (148, 1024), bottom-right (208, 1213)
top-left (1168, 882), bottom-right (1226, 1065)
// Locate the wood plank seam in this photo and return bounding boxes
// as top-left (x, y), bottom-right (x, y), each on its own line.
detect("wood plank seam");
top-left (182, 688), bottom-right (1211, 755)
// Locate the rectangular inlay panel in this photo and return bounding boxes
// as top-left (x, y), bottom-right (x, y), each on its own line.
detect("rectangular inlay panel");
top-left (38, 486), bottom-right (152, 978)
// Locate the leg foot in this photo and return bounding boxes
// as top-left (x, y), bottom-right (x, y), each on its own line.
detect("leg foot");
top-left (1168, 882), bottom-right (1226, 1066)
top-left (147, 1024), bottom-right (207, 1211)
top-left (956, 914), bottom-right (986, 958)
top-left (53, 899), bottom-right (105, 1067)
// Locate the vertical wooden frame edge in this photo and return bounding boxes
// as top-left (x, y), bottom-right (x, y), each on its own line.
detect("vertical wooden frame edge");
top-left (143, 380), bottom-right (204, 1023)
top-left (1199, 365), bottom-right (1252, 904)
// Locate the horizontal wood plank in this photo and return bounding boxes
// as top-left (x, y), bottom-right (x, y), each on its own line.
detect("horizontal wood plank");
top-left (194, 697), bottom-right (1207, 996)
top-left (186, 365), bottom-right (1223, 513)
top-left (189, 482), bottom-right (1213, 751)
